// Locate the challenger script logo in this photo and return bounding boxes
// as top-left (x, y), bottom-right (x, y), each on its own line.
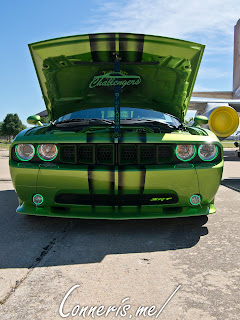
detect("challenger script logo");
top-left (89, 72), bottom-right (141, 89)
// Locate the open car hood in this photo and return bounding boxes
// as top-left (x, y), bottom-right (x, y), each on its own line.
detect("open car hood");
top-left (29, 33), bottom-right (204, 122)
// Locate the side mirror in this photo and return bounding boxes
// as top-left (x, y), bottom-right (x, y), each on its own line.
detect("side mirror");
top-left (193, 115), bottom-right (208, 126)
top-left (27, 115), bottom-right (43, 126)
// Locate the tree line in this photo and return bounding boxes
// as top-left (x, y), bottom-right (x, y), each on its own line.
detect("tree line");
top-left (0, 113), bottom-right (26, 141)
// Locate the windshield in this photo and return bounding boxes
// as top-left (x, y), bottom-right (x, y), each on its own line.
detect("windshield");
top-left (55, 107), bottom-right (180, 127)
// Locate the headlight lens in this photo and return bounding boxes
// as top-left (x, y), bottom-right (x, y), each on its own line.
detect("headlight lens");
top-left (198, 144), bottom-right (218, 161)
top-left (15, 144), bottom-right (35, 161)
top-left (37, 144), bottom-right (58, 161)
top-left (176, 144), bottom-right (196, 161)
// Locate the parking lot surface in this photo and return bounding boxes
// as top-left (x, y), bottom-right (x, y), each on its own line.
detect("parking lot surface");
top-left (0, 148), bottom-right (239, 319)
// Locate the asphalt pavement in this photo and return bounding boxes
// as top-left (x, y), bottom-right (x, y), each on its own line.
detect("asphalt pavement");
top-left (0, 148), bottom-right (239, 320)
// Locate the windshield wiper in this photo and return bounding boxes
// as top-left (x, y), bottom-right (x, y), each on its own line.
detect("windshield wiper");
top-left (53, 118), bottom-right (179, 133)
top-left (120, 119), bottom-right (179, 129)
top-left (54, 118), bottom-right (115, 125)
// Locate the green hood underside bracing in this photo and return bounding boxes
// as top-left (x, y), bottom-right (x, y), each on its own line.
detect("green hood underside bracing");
top-left (29, 33), bottom-right (205, 122)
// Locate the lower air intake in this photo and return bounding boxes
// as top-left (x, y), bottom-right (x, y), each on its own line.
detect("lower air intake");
top-left (55, 193), bottom-right (178, 206)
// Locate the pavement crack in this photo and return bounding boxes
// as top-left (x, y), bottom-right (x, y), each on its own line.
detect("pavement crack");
top-left (0, 221), bottom-right (72, 305)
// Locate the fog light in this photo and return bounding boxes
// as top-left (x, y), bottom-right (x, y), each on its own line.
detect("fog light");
top-left (190, 195), bottom-right (201, 206)
top-left (33, 194), bottom-right (43, 205)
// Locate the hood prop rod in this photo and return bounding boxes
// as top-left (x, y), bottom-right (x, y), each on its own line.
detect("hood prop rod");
top-left (114, 54), bottom-right (121, 136)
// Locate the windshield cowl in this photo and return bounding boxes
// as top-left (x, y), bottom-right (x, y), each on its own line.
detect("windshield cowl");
top-left (55, 107), bottom-right (181, 128)
top-left (52, 108), bottom-right (181, 134)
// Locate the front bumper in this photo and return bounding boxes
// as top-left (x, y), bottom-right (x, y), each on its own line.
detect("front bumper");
top-left (17, 202), bottom-right (216, 219)
top-left (10, 159), bottom-right (223, 219)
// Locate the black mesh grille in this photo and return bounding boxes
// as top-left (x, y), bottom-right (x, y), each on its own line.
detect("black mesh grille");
top-left (139, 145), bottom-right (155, 164)
top-left (55, 193), bottom-right (178, 206)
top-left (96, 145), bottom-right (114, 165)
top-left (120, 145), bottom-right (137, 164)
top-left (60, 145), bottom-right (76, 163)
top-left (157, 145), bottom-right (173, 163)
top-left (57, 144), bottom-right (176, 165)
top-left (79, 145), bottom-right (94, 164)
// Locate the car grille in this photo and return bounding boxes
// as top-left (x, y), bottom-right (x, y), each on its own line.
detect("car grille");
top-left (55, 193), bottom-right (178, 206)
top-left (96, 145), bottom-right (114, 165)
top-left (157, 145), bottom-right (173, 163)
top-left (120, 145), bottom-right (138, 164)
top-left (79, 145), bottom-right (94, 164)
top-left (59, 144), bottom-right (174, 165)
top-left (139, 145), bottom-right (155, 164)
top-left (59, 145), bottom-right (76, 163)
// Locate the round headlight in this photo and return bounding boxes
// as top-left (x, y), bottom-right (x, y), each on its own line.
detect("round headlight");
top-left (176, 145), bottom-right (196, 161)
top-left (37, 144), bottom-right (58, 161)
top-left (15, 144), bottom-right (35, 161)
top-left (198, 144), bottom-right (218, 161)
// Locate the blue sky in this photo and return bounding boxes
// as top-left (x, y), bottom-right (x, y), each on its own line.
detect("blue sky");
top-left (0, 0), bottom-right (239, 125)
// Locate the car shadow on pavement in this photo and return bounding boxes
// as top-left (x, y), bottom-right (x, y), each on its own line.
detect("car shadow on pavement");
top-left (0, 189), bottom-right (208, 268)
top-left (223, 149), bottom-right (239, 161)
top-left (221, 178), bottom-right (240, 193)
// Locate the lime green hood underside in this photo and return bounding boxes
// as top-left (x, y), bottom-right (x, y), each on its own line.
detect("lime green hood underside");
top-left (29, 33), bottom-right (205, 122)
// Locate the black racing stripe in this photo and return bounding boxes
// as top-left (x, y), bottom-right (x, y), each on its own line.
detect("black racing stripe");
top-left (119, 132), bottom-right (146, 143)
top-left (117, 165), bottom-right (124, 210)
top-left (119, 33), bottom-right (129, 62)
top-left (106, 33), bottom-right (116, 62)
top-left (135, 34), bottom-right (144, 62)
top-left (106, 33), bottom-right (116, 51)
top-left (118, 165), bottom-right (124, 195)
top-left (109, 132), bottom-right (115, 143)
top-left (139, 132), bottom-right (146, 143)
top-left (139, 165), bottom-right (146, 195)
top-left (89, 34), bottom-right (99, 62)
top-left (86, 133), bottom-right (115, 203)
top-left (117, 134), bottom-right (124, 197)
top-left (119, 33), bottom-right (144, 62)
top-left (119, 33), bottom-right (128, 51)
top-left (110, 168), bottom-right (115, 195)
top-left (87, 133), bottom-right (95, 143)
top-left (87, 132), bottom-right (114, 143)
top-left (118, 132), bottom-right (124, 143)
top-left (87, 133), bottom-right (94, 199)
top-left (88, 166), bottom-right (94, 195)
top-left (89, 33), bottom-right (116, 62)
top-left (138, 133), bottom-right (146, 201)
top-left (118, 132), bottom-right (146, 144)
top-left (137, 165), bottom-right (146, 209)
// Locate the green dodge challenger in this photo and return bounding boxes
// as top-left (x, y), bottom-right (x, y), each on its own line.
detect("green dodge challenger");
top-left (9, 33), bottom-right (223, 219)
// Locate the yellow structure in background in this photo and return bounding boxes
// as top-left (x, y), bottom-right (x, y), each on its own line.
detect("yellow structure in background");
top-left (208, 106), bottom-right (239, 138)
